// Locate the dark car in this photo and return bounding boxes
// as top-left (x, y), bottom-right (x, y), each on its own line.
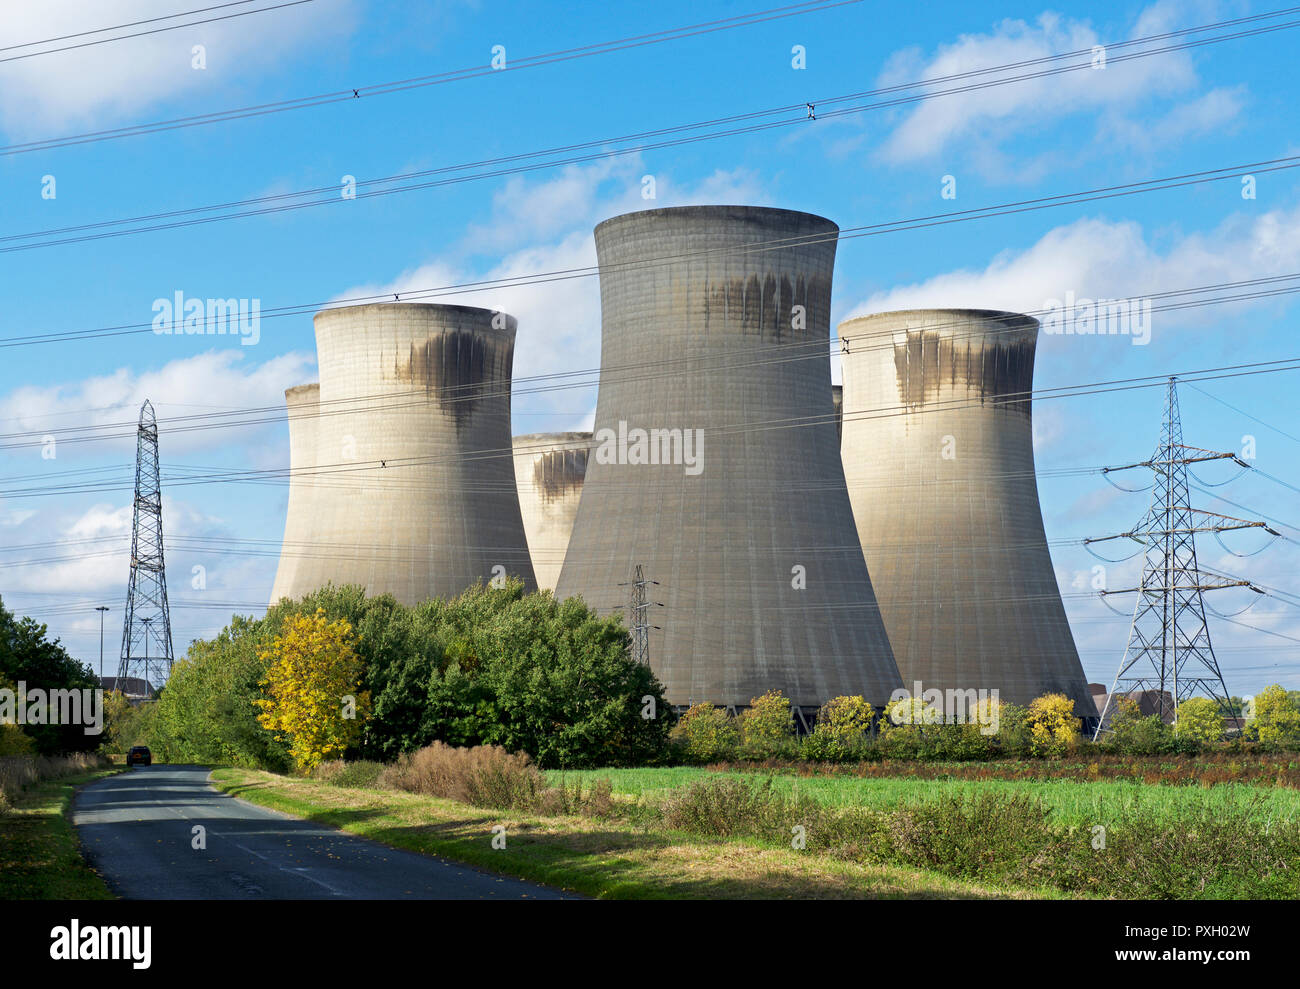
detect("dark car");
top-left (126, 746), bottom-right (152, 767)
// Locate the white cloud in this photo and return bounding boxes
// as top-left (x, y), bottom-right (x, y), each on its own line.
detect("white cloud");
top-left (0, 348), bottom-right (316, 456)
top-left (0, 0), bottom-right (359, 136)
top-left (873, 2), bottom-right (1237, 170)
top-left (847, 204), bottom-right (1300, 343)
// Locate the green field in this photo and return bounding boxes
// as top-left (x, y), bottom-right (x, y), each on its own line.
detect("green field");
top-left (545, 767), bottom-right (1300, 826)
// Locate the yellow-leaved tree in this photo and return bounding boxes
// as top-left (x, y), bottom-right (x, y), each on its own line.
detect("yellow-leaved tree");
top-left (255, 610), bottom-right (370, 773)
top-left (1026, 693), bottom-right (1080, 757)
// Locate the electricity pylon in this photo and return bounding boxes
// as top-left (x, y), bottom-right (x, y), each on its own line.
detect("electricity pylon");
top-left (118, 400), bottom-right (175, 689)
top-left (618, 564), bottom-right (662, 665)
top-left (1087, 377), bottom-right (1273, 737)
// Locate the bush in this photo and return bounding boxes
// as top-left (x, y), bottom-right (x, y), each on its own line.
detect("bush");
top-left (380, 741), bottom-right (545, 810)
top-left (670, 703), bottom-right (739, 763)
top-left (804, 696), bottom-right (873, 761)
top-left (312, 759), bottom-right (385, 788)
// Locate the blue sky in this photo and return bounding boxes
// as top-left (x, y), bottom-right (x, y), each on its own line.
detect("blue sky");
top-left (2, 0), bottom-right (1298, 694)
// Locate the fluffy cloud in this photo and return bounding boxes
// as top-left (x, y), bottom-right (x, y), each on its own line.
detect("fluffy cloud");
top-left (873, 1), bottom-right (1240, 170)
top-left (846, 203), bottom-right (1300, 339)
top-left (0, 348), bottom-right (316, 458)
top-left (0, 0), bottom-right (359, 136)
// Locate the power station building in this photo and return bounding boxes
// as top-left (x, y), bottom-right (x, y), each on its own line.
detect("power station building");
top-left (555, 205), bottom-right (901, 713)
top-left (512, 432), bottom-right (591, 592)
top-left (269, 382), bottom-right (322, 606)
top-left (270, 303), bottom-right (536, 606)
top-left (838, 308), bottom-right (1091, 713)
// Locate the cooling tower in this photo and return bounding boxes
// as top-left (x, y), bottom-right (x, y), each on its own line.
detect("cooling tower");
top-left (832, 384), bottom-right (843, 440)
top-left (838, 309), bottom-right (1091, 713)
top-left (512, 433), bottom-right (591, 592)
top-left (273, 303), bottom-right (536, 606)
top-left (269, 382), bottom-right (321, 605)
top-left (554, 205), bottom-right (900, 710)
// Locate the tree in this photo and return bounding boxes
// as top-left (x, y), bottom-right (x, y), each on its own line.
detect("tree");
top-left (1174, 696), bottom-right (1224, 744)
top-left (739, 689), bottom-right (795, 757)
top-left (0, 596), bottom-right (98, 754)
top-left (670, 703), bottom-right (738, 762)
top-left (1026, 693), bottom-right (1080, 757)
top-left (256, 610), bottom-right (371, 773)
top-left (1250, 684), bottom-right (1300, 745)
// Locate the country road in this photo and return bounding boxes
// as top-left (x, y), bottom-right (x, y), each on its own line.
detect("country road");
top-left (73, 765), bottom-right (572, 900)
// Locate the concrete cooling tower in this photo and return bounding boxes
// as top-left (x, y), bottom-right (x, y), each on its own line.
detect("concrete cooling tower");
top-left (838, 308), bottom-right (1091, 714)
top-left (269, 382), bottom-right (321, 605)
top-left (512, 432), bottom-right (591, 591)
top-left (271, 303), bottom-right (536, 606)
top-left (554, 205), bottom-right (900, 712)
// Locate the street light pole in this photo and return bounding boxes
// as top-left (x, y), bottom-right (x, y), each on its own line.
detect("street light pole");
top-left (95, 606), bottom-right (109, 681)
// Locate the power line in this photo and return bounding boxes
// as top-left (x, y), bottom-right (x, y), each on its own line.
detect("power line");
top-left (7, 18), bottom-right (1300, 252)
top-left (0, 0), bottom-right (860, 156)
top-left (0, 0), bottom-right (317, 65)
top-left (0, 1), bottom-right (259, 54)
top-left (6, 157), bottom-right (1300, 350)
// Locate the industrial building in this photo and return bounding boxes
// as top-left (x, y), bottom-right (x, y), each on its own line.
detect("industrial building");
top-left (270, 303), bottom-right (536, 606)
top-left (837, 308), bottom-right (1092, 714)
top-left (269, 383), bottom-right (322, 606)
top-left (512, 432), bottom-right (591, 592)
top-left (554, 205), bottom-right (901, 714)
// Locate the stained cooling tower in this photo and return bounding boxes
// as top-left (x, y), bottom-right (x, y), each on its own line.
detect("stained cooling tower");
top-left (554, 205), bottom-right (900, 710)
top-left (838, 309), bottom-right (1091, 713)
top-left (272, 303), bottom-right (536, 606)
top-left (269, 382), bottom-right (321, 605)
top-left (512, 433), bottom-right (591, 592)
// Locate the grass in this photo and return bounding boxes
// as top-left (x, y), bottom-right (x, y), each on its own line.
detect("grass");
top-left (0, 768), bottom-right (121, 900)
top-left (210, 767), bottom-right (1063, 899)
top-left (545, 767), bottom-right (1300, 827)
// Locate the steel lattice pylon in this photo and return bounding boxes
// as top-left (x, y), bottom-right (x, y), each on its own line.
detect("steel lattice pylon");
top-left (1093, 377), bottom-right (1263, 735)
top-left (619, 565), bottom-right (661, 665)
top-left (117, 400), bottom-right (175, 689)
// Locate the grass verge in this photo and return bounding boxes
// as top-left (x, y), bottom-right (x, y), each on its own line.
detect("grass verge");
top-left (210, 767), bottom-right (1064, 900)
top-left (0, 768), bottom-right (121, 900)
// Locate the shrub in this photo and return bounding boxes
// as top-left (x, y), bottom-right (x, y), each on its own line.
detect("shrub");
top-left (380, 741), bottom-right (544, 810)
top-left (670, 703), bottom-right (739, 763)
top-left (1027, 693), bottom-right (1080, 757)
top-left (0, 752), bottom-right (110, 811)
top-left (739, 690), bottom-right (797, 758)
top-left (805, 696), bottom-right (875, 761)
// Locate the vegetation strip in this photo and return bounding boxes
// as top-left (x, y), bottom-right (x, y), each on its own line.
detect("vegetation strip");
top-left (210, 767), bottom-right (1053, 900)
top-left (0, 768), bottom-right (120, 900)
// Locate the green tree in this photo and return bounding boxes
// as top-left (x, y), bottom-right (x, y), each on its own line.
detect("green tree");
top-left (1174, 696), bottom-right (1224, 744)
top-left (1251, 684), bottom-right (1300, 745)
top-left (0, 596), bottom-right (98, 754)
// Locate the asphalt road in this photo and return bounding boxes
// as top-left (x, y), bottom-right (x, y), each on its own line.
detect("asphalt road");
top-left (73, 765), bottom-right (571, 900)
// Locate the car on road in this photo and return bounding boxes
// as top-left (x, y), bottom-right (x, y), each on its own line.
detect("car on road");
top-left (126, 746), bottom-right (152, 767)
